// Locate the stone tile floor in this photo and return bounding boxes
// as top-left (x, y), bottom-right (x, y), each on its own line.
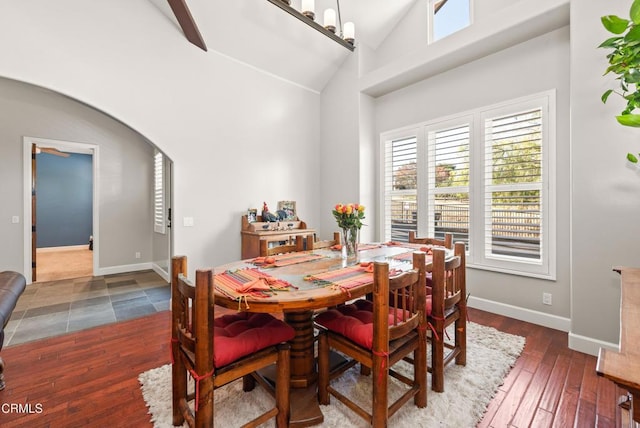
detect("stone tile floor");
top-left (4, 270), bottom-right (169, 347)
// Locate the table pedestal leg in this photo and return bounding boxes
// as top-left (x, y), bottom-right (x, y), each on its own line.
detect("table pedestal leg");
top-left (284, 310), bottom-right (317, 388)
top-left (273, 310), bottom-right (322, 427)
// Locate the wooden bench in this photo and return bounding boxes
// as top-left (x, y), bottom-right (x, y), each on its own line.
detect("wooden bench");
top-left (596, 267), bottom-right (640, 427)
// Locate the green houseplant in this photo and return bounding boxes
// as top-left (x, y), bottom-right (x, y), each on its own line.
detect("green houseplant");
top-left (600, 0), bottom-right (640, 163)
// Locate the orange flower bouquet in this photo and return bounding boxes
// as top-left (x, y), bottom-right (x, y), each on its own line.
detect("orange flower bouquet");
top-left (332, 203), bottom-right (365, 262)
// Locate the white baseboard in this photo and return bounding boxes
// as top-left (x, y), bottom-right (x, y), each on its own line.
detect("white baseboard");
top-left (468, 296), bottom-right (621, 357)
top-left (152, 263), bottom-right (170, 282)
top-left (568, 332), bottom-right (619, 357)
top-left (94, 262), bottom-right (154, 276)
top-left (468, 296), bottom-right (571, 332)
top-left (94, 262), bottom-right (170, 283)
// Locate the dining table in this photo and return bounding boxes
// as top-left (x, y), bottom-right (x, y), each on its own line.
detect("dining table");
top-left (211, 242), bottom-right (445, 427)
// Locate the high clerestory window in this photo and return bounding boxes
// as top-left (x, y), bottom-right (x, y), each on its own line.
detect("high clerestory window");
top-left (380, 91), bottom-right (556, 279)
top-left (429, 0), bottom-right (472, 43)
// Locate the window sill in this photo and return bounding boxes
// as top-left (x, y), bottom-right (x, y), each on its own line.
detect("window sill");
top-left (466, 262), bottom-right (556, 281)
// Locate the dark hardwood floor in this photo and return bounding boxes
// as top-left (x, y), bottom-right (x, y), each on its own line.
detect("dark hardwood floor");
top-left (0, 308), bottom-right (623, 427)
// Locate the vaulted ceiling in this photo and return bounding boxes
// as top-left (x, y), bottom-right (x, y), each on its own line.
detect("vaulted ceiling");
top-left (152, 0), bottom-right (418, 92)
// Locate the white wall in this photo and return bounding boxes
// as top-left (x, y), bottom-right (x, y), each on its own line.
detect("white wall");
top-left (319, 54), bottom-right (362, 238)
top-left (371, 0), bottom-right (560, 74)
top-left (370, 0), bottom-right (428, 72)
top-left (0, 0), bottom-right (322, 279)
top-left (374, 27), bottom-right (572, 330)
top-left (0, 78), bottom-right (154, 275)
top-left (569, 0), bottom-right (640, 352)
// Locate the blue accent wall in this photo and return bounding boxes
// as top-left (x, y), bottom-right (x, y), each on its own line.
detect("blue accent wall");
top-left (36, 152), bottom-right (93, 248)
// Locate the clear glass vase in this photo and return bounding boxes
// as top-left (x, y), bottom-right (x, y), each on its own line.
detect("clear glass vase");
top-left (341, 227), bottom-right (359, 265)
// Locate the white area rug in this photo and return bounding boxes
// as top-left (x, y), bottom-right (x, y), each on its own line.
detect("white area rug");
top-left (139, 322), bottom-right (524, 427)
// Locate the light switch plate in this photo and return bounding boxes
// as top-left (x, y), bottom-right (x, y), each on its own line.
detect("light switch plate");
top-left (11, 216), bottom-right (19, 224)
top-left (183, 217), bottom-right (194, 227)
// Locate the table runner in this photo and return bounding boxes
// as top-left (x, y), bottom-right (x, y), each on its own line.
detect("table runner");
top-left (214, 268), bottom-right (296, 309)
top-left (252, 252), bottom-right (326, 267)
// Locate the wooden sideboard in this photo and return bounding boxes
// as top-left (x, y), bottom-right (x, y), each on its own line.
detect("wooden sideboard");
top-left (596, 267), bottom-right (640, 428)
top-left (240, 215), bottom-right (316, 259)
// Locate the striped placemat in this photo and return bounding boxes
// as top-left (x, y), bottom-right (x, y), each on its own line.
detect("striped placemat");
top-left (252, 252), bottom-right (326, 267)
top-left (329, 243), bottom-right (383, 252)
top-left (215, 268), bottom-right (296, 309)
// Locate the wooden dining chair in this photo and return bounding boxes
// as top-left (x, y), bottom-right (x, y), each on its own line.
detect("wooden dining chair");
top-left (428, 242), bottom-right (467, 392)
top-left (170, 256), bottom-right (295, 428)
top-left (259, 234), bottom-right (305, 256)
top-left (307, 232), bottom-right (340, 250)
top-left (408, 231), bottom-right (453, 249)
top-left (315, 252), bottom-right (428, 426)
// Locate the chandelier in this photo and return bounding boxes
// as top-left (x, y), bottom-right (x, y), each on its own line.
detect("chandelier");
top-left (267, 0), bottom-right (355, 51)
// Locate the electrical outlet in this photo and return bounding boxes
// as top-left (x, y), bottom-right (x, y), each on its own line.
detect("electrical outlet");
top-left (542, 292), bottom-right (552, 306)
top-left (135, 252), bottom-right (141, 259)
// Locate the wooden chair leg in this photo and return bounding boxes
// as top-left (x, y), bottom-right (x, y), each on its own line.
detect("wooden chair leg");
top-left (372, 351), bottom-right (388, 427)
top-left (0, 356), bottom-right (5, 391)
top-left (432, 327), bottom-right (445, 393)
top-left (171, 350), bottom-right (187, 425)
top-left (360, 364), bottom-right (371, 376)
top-left (195, 375), bottom-right (214, 428)
top-left (456, 317), bottom-right (467, 366)
top-left (415, 337), bottom-right (427, 407)
top-left (276, 344), bottom-right (291, 428)
top-left (317, 333), bottom-right (330, 405)
top-left (243, 374), bottom-right (256, 391)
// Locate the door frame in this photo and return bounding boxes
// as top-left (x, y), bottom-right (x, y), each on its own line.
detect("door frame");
top-left (22, 137), bottom-right (99, 284)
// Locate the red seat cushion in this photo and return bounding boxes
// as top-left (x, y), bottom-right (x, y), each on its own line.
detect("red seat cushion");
top-left (213, 312), bottom-right (295, 368)
top-left (315, 300), bottom-right (408, 350)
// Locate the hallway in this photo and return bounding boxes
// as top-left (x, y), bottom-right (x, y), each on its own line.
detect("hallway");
top-left (4, 270), bottom-right (169, 347)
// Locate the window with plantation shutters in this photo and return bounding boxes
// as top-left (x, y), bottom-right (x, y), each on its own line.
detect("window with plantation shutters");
top-left (380, 91), bottom-right (555, 279)
top-left (154, 150), bottom-right (165, 234)
top-left (483, 108), bottom-right (542, 261)
top-left (426, 120), bottom-right (471, 247)
top-left (383, 134), bottom-right (418, 242)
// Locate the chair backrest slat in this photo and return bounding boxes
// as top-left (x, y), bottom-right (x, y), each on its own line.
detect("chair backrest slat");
top-left (408, 231), bottom-right (453, 249)
top-left (309, 232), bottom-right (341, 250)
top-left (260, 235), bottom-right (306, 256)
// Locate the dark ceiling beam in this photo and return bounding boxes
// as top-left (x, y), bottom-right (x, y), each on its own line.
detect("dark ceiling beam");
top-left (167, 0), bottom-right (207, 51)
top-left (434, 0), bottom-right (449, 14)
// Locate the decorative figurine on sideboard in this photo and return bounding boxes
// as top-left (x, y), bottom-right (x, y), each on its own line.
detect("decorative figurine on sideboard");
top-left (261, 201), bottom-right (279, 222)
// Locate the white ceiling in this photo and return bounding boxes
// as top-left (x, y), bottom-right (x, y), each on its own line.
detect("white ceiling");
top-left (153, 0), bottom-right (418, 92)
